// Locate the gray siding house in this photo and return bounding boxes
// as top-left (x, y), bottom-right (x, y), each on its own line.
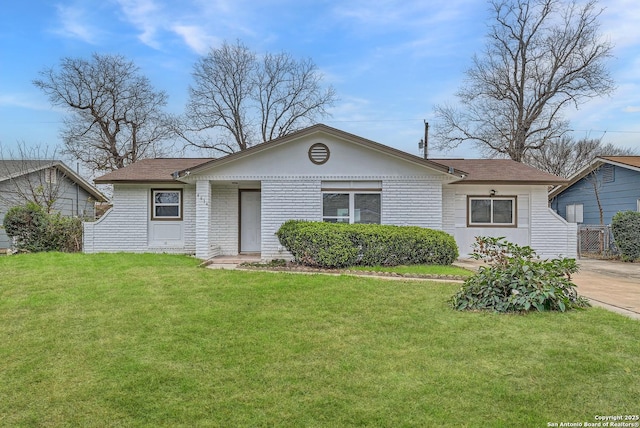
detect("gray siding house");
top-left (84, 124), bottom-right (577, 259)
top-left (549, 156), bottom-right (640, 225)
top-left (1, 160), bottom-right (107, 250)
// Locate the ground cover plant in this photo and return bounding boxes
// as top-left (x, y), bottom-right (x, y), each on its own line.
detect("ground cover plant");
top-left (1, 253), bottom-right (638, 426)
top-left (452, 237), bottom-right (590, 313)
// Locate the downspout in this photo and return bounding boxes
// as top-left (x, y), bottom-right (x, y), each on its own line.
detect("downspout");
top-left (76, 162), bottom-right (80, 216)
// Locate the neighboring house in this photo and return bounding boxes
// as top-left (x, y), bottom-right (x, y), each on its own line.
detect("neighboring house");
top-left (549, 156), bottom-right (640, 225)
top-left (0, 160), bottom-right (107, 250)
top-left (84, 124), bottom-right (576, 259)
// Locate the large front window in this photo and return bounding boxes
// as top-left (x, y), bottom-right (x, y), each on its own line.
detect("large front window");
top-left (468, 196), bottom-right (516, 227)
top-left (152, 189), bottom-right (182, 220)
top-left (323, 193), bottom-right (381, 224)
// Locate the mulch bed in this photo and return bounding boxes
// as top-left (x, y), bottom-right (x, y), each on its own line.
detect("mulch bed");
top-left (236, 262), bottom-right (468, 281)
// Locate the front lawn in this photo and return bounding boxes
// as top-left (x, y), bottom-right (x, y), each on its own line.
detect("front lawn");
top-left (0, 253), bottom-right (638, 427)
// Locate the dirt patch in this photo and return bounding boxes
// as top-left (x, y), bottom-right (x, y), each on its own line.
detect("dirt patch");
top-left (237, 262), bottom-right (468, 281)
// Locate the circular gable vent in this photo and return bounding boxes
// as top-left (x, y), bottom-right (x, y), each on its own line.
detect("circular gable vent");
top-left (308, 143), bottom-right (330, 165)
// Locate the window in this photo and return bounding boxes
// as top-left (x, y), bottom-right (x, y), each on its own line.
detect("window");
top-left (151, 189), bottom-right (182, 220)
top-left (44, 168), bottom-right (57, 184)
top-left (566, 204), bottom-right (584, 223)
top-left (468, 197), bottom-right (516, 227)
top-left (601, 164), bottom-right (615, 183)
top-left (322, 193), bottom-right (381, 224)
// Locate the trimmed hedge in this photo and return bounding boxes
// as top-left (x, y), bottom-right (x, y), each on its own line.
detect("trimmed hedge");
top-left (276, 220), bottom-right (458, 268)
top-left (612, 211), bottom-right (640, 261)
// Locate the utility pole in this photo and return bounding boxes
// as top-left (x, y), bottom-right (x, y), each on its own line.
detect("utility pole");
top-left (423, 120), bottom-right (429, 159)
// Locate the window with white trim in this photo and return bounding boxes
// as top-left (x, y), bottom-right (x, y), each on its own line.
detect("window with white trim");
top-left (151, 189), bottom-right (182, 220)
top-left (44, 167), bottom-right (57, 184)
top-left (322, 193), bottom-right (381, 224)
top-left (468, 196), bottom-right (516, 227)
top-left (566, 203), bottom-right (584, 223)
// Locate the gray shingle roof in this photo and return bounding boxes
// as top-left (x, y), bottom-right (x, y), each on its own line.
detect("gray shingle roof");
top-left (0, 160), bottom-right (108, 202)
top-left (94, 158), bottom-right (214, 183)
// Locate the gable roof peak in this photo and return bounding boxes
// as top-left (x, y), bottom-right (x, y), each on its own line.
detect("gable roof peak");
top-left (175, 123), bottom-right (466, 178)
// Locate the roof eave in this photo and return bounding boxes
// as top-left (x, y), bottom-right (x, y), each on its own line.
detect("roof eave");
top-left (548, 159), bottom-right (605, 199)
top-left (452, 180), bottom-right (566, 186)
top-left (94, 179), bottom-right (179, 185)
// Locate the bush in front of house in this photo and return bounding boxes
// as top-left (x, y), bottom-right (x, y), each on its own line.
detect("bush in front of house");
top-left (451, 236), bottom-right (590, 313)
top-left (611, 211), bottom-right (640, 261)
top-left (276, 220), bottom-right (458, 268)
top-left (3, 202), bottom-right (83, 253)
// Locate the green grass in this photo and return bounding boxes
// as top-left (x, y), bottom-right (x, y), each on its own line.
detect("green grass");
top-left (347, 263), bottom-right (474, 277)
top-left (1, 253), bottom-right (638, 427)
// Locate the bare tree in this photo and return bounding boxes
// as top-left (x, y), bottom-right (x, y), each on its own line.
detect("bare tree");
top-left (433, 0), bottom-right (615, 162)
top-left (33, 53), bottom-right (175, 173)
top-left (183, 40), bottom-right (337, 154)
top-left (525, 136), bottom-right (638, 178)
top-left (0, 143), bottom-right (66, 213)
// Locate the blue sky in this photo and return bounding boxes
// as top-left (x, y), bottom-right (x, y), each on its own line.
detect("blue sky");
top-left (1, 0), bottom-right (639, 160)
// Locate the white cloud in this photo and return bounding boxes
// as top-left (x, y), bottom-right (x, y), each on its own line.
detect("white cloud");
top-left (623, 106), bottom-right (640, 113)
top-left (600, 0), bottom-right (640, 50)
top-left (171, 25), bottom-right (220, 55)
top-left (109, 0), bottom-right (232, 52)
top-left (0, 94), bottom-right (56, 111)
top-left (112, 0), bottom-right (163, 48)
top-left (54, 4), bottom-right (97, 43)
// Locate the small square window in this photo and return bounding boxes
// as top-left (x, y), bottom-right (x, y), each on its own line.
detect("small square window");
top-left (566, 204), bottom-right (584, 223)
top-left (468, 197), bottom-right (516, 227)
top-left (151, 189), bottom-right (182, 220)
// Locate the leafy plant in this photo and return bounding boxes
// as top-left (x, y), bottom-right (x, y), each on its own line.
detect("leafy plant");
top-left (451, 236), bottom-right (589, 313)
top-left (3, 202), bottom-right (83, 253)
top-left (611, 211), bottom-right (640, 261)
top-left (276, 220), bottom-right (458, 268)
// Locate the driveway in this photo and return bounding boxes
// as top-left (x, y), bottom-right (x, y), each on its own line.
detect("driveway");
top-left (572, 259), bottom-right (640, 320)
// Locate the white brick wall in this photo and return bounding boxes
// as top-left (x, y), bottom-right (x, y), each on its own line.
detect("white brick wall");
top-left (86, 178), bottom-right (576, 260)
top-left (259, 177), bottom-right (444, 260)
top-left (530, 187), bottom-right (578, 258)
top-left (382, 178), bottom-right (443, 229)
top-left (210, 183), bottom-right (239, 255)
top-left (441, 185), bottom-right (456, 236)
top-left (84, 185), bottom-right (149, 253)
top-left (261, 179), bottom-right (321, 260)
top-left (447, 185), bottom-right (577, 258)
top-left (84, 184), bottom-right (195, 254)
top-left (182, 187), bottom-right (196, 253)
top-left (195, 180), bottom-right (211, 258)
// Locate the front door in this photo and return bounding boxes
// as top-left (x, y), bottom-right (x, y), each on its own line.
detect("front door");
top-left (240, 190), bottom-right (261, 253)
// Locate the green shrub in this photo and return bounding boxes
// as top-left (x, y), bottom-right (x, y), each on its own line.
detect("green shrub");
top-left (276, 220), bottom-right (458, 268)
top-left (47, 214), bottom-right (84, 252)
top-left (2, 203), bottom-right (83, 253)
top-left (451, 236), bottom-right (589, 313)
top-left (611, 211), bottom-right (640, 261)
top-left (3, 203), bottom-right (49, 252)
